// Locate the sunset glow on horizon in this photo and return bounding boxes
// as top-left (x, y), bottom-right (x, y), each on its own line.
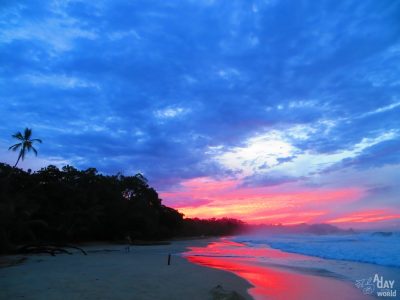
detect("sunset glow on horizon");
top-left (161, 176), bottom-right (399, 227)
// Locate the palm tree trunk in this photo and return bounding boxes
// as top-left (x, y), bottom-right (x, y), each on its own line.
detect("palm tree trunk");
top-left (14, 153), bottom-right (22, 168)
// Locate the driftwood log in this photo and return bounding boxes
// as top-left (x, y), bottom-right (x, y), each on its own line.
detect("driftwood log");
top-left (17, 244), bottom-right (87, 256)
top-left (210, 285), bottom-right (246, 300)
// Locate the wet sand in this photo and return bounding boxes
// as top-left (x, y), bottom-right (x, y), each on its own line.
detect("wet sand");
top-left (184, 239), bottom-right (399, 300)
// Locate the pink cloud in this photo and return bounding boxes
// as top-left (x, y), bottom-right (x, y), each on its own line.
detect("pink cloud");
top-left (327, 209), bottom-right (400, 225)
top-left (160, 176), bottom-right (372, 225)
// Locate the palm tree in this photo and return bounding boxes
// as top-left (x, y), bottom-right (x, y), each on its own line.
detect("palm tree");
top-left (8, 128), bottom-right (42, 168)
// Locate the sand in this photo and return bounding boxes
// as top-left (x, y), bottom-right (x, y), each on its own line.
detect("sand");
top-left (0, 239), bottom-right (252, 300)
top-left (1, 238), bottom-right (398, 300)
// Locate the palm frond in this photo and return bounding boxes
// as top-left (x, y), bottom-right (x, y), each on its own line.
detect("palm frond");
top-left (12, 132), bottom-right (24, 140)
top-left (31, 146), bottom-right (38, 156)
top-left (24, 128), bottom-right (32, 139)
top-left (8, 143), bottom-right (22, 151)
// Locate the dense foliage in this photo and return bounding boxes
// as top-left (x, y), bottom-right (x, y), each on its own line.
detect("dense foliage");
top-left (181, 218), bottom-right (245, 237)
top-left (0, 163), bottom-right (244, 253)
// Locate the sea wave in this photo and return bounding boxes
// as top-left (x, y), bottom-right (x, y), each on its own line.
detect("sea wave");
top-left (234, 232), bottom-right (400, 268)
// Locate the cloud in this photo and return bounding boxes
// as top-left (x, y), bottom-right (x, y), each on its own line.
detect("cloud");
top-left (241, 173), bottom-right (303, 188)
top-left (161, 176), bottom-right (366, 224)
top-left (154, 107), bottom-right (189, 119)
top-left (108, 30), bottom-right (141, 41)
top-left (334, 138), bottom-right (400, 170)
top-left (21, 73), bottom-right (99, 89)
top-left (327, 209), bottom-right (400, 225)
top-left (1, 0), bottom-right (399, 227)
top-left (359, 100), bottom-right (400, 118)
top-left (211, 130), bottom-right (297, 176)
top-left (0, 3), bottom-right (98, 53)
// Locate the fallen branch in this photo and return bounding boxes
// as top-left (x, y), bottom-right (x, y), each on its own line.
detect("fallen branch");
top-left (17, 244), bottom-right (87, 256)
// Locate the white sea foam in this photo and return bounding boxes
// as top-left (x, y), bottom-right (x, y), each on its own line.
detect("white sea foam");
top-left (234, 232), bottom-right (400, 267)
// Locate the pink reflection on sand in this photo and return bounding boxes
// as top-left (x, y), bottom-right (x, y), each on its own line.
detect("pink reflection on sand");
top-left (185, 239), bottom-right (372, 300)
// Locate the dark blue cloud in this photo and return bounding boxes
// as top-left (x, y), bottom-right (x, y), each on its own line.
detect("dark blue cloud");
top-left (241, 173), bottom-right (303, 188)
top-left (334, 138), bottom-right (400, 170)
top-left (1, 0), bottom-right (399, 189)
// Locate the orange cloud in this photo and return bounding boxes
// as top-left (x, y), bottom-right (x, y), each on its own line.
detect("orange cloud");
top-left (327, 209), bottom-right (400, 224)
top-left (160, 176), bottom-right (367, 225)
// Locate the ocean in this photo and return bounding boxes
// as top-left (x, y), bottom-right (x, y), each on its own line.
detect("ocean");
top-left (233, 231), bottom-right (400, 268)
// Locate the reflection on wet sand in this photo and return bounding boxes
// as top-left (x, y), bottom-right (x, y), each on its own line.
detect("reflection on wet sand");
top-left (185, 239), bottom-right (373, 300)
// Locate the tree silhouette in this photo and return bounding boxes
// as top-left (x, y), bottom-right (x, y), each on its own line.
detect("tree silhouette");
top-left (0, 162), bottom-right (244, 253)
top-left (8, 128), bottom-right (42, 168)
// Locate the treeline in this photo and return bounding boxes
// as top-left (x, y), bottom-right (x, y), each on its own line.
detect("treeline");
top-left (0, 163), bottom-right (244, 253)
top-left (181, 218), bottom-right (245, 236)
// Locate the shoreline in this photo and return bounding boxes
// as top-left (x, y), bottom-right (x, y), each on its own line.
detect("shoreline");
top-left (184, 238), bottom-right (400, 300)
top-left (1, 237), bottom-right (398, 299)
top-left (0, 239), bottom-right (253, 300)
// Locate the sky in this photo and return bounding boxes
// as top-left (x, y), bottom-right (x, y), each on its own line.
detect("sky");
top-left (1, 0), bottom-right (399, 229)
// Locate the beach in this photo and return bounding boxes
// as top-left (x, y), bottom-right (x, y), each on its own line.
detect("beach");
top-left (186, 238), bottom-right (400, 300)
top-left (1, 238), bottom-right (399, 300)
top-left (0, 239), bottom-right (251, 300)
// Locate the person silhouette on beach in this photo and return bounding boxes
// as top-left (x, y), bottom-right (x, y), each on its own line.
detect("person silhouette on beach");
top-left (125, 235), bottom-right (132, 253)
